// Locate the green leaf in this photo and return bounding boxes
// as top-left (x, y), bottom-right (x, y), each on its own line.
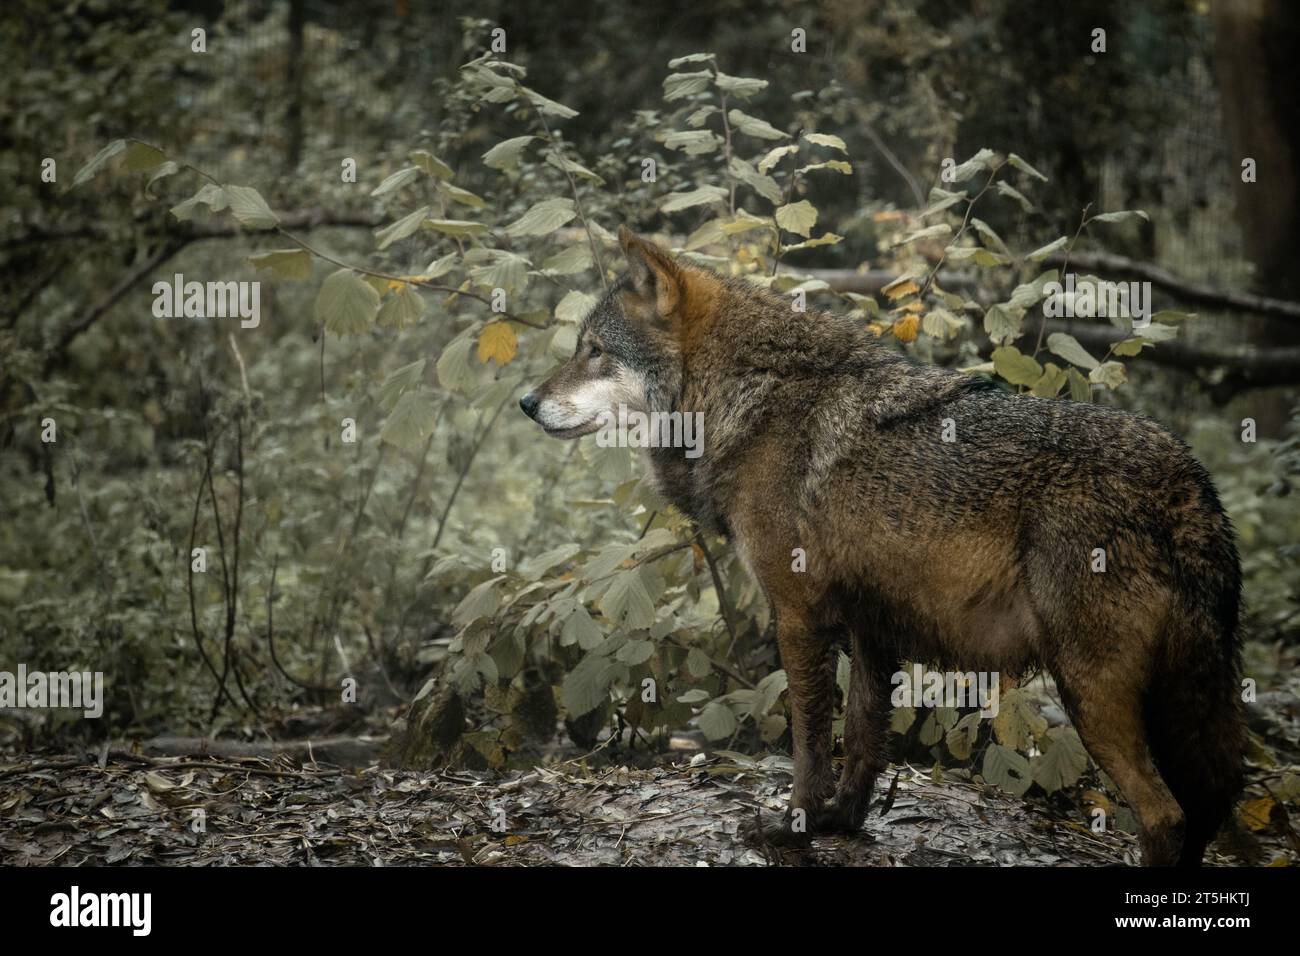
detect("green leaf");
top-left (315, 269), bottom-right (380, 335)
top-left (660, 185), bottom-right (728, 213)
top-left (555, 290), bottom-right (598, 324)
top-left (727, 109), bottom-right (789, 140)
top-left (376, 286), bottom-right (425, 329)
top-left (1089, 209), bottom-right (1149, 225)
top-left (992, 346), bottom-right (1043, 386)
top-left (145, 161), bottom-right (181, 194)
top-left (686, 648), bottom-right (712, 678)
top-left (946, 713), bottom-right (982, 760)
top-left (599, 567), bottom-right (656, 630)
top-left (381, 389), bottom-right (439, 452)
top-left (71, 139), bottom-right (126, 187)
top-left (983, 303), bottom-right (1024, 345)
top-left (562, 651), bottom-right (618, 716)
top-left (469, 250), bottom-right (530, 292)
top-left (518, 84), bottom-right (579, 119)
top-left (946, 245), bottom-right (1012, 267)
top-left (781, 232), bottom-right (843, 253)
top-left (561, 605), bottom-right (604, 650)
top-left (971, 218), bottom-right (1010, 256)
top-left (1149, 310), bottom-right (1197, 325)
top-left (1047, 332), bottom-right (1100, 370)
top-left (1067, 367), bottom-right (1091, 402)
top-left (518, 543), bottom-right (581, 581)
top-left (224, 185), bottom-right (279, 230)
top-left (409, 149), bottom-right (453, 179)
top-left (796, 160), bottom-right (852, 175)
top-left (921, 187), bottom-right (964, 218)
top-left (663, 70), bottom-right (713, 101)
top-left (441, 183), bottom-right (486, 208)
top-left (546, 150), bottom-right (604, 185)
top-left (758, 144), bottom-right (799, 173)
top-left (1006, 152), bottom-right (1048, 182)
top-left (452, 576), bottom-right (504, 627)
top-left (698, 701), bottom-right (737, 741)
top-left (728, 156), bottom-right (782, 205)
top-left (1031, 727), bottom-right (1089, 793)
top-left (169, 183), bottom-right (227, 221)
top-left (436, 328), bottom-right (479, 392)
top-left (1030, 362), bottom-right (1068, 397)
top-left (1007, 270), bottom-right (1058, 309)
top-left (482, 135), bottom-right (538, 171)
top-left (995, 181), bottom-right (1034, 212)
top-left (922, 306), bottom-right (962, 340)
top-left (616, 639), bottom-right (655, 665)
top-left (247, 248), bottom-right (312, 281)
top-left (890, 706), bottom-right (917, 735)
top-left (1027, 236), bottom-right (1068, 261)
top-left (374, 205), bottom-right (431, 250)
top-left (667, 52), bottom-right (716, 68)
top-left (121, 141), bottom-right (167, 173)
top-left (775, 200), bottom-right (817, 237)
top-left (900, 223), bottom-right (952, 245)
top-left (1089, 360), bottom-right (1127, 389)
top-left (714, 72), bottom-right (768, 98)
top-left (370, 166), bottom-right (422, 197)
top-left (993, 689), bottom-right (1048, 749)
top-left (664, 130), bottom-right (722, 155)
top-left (504, 197), bottom-right (576, 237)
top-left (803, 132), bottom-right (848, 153)
top-left (423, 219), bottom-right (489, 237)
top-left (751, 670), bottom-right (788, 718)
top-left (982, 743), bottom-right (1032, 797)
top-left (948, 148), bottom-right (996, 184)
top-left (540, 243), bottom-right (593, 277)
top-left (377, 359), bottom-right (426, 411)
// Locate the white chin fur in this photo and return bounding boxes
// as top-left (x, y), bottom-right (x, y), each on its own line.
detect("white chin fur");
top-left (535, 372), bottom-right (646, 431)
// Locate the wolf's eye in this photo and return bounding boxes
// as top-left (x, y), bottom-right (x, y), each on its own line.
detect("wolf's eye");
top-left (588, 343), bottom-right (602, 359)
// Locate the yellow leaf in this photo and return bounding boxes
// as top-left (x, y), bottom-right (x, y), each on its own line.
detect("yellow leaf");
top-left (387, 279), bottom-right (408, 293)
top-left (476, 322), bottom-right (518, 366)
top-left (892, 314), bottom-right (919, 343)
top-left (1240, 796), bottom-right (1276, 831)
top-left (503, 834), bottom-right (528, 846)
top-left (882, 276), bottom-right (920, 301)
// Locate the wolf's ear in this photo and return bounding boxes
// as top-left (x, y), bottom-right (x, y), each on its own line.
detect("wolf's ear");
top-left (618, 225), bottom-right (681, 321)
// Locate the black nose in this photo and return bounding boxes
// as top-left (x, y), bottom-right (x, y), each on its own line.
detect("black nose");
top-left (519, 392), bottom-right (540, 419)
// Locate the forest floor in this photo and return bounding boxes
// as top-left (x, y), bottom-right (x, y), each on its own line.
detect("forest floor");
top-left (1, 747), bottom-right (1291, 866)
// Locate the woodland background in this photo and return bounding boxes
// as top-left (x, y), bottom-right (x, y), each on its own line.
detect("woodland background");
top-left (1, 0), bottom-right (1298, 864)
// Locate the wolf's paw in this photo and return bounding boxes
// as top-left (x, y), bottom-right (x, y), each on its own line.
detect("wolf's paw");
top-left (812, 797), bottom-right (868, 835)
top-left (739, 810), bottom-right (814, 848)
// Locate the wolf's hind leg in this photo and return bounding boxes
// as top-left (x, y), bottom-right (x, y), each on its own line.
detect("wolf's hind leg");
top-left (1065, 688), bottom-right (1185, 866)
top-left (819, 636), bottom-right (893, 834)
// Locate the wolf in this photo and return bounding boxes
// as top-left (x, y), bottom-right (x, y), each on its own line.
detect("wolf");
top-left (520, 227), bottom-right (1246, 866)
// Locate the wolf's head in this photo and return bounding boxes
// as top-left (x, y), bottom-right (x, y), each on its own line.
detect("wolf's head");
top-left (520, 226), bottom-right (704, 438)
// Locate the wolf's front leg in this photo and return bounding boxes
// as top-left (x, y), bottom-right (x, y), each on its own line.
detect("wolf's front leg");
top-left (743, 609), bottom-right (836, 847)
top-left (818, 638), bottom-right (894, 834)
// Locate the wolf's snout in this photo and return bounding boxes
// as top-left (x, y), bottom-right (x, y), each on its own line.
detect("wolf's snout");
top-left (519, 392), bottom-right (540, 419)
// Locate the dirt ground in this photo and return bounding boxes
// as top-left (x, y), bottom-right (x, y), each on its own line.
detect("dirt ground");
top-left (2, 748), bottom-right (1276, 867)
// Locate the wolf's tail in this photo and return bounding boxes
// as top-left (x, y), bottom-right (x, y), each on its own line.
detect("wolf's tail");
top-left (1146, 528), bottom-right (1246, 866)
